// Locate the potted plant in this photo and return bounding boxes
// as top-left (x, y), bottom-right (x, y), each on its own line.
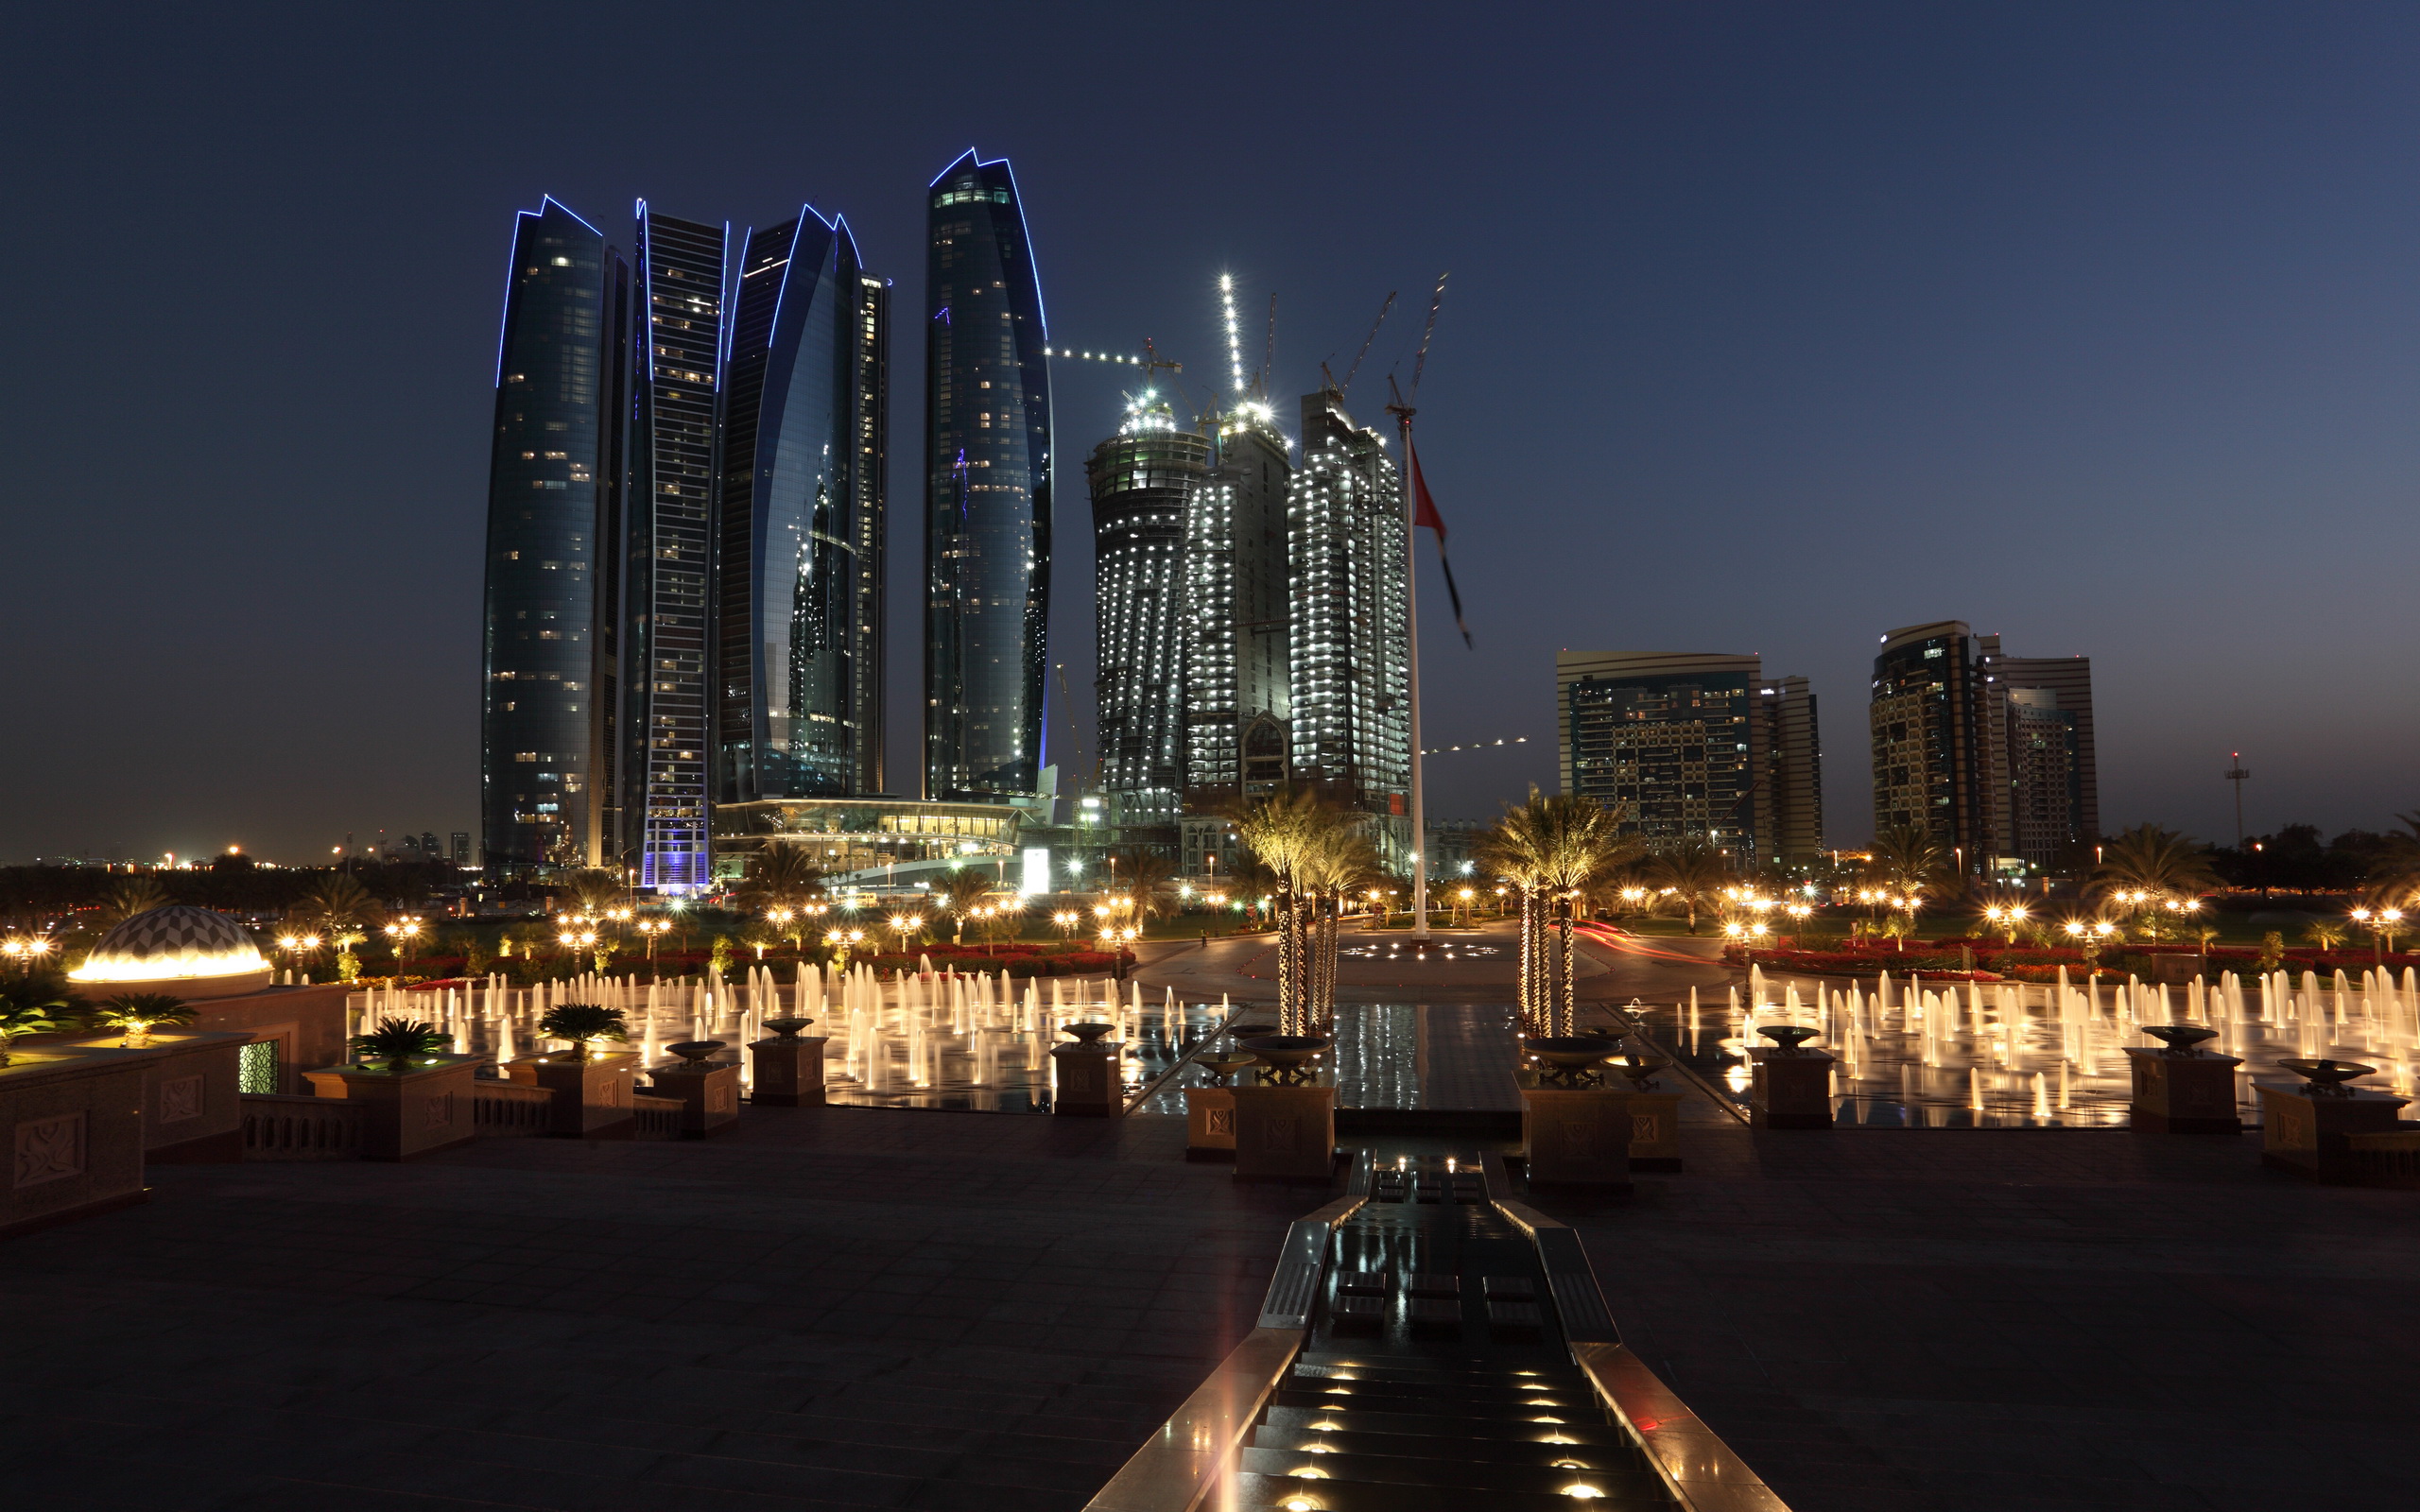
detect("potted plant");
top-left (536, 1003), bottom-right (627, 1060)
top-left (88, 992), bottom-right (198, 1049)
top-left (351, 1017), bottom-right (450, 1072)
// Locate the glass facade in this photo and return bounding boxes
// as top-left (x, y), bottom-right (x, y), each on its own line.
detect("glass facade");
top-left (627, 206), bottom-right (727, 891)
top-left (1870, 621), bottom-right (1981, 851)
top-left (480, 198), bottom-right (629, 872)
top-left (1183, 404), bottom-right (1293, 812)
top-left (1287, 387), bottom-right (1409, 839)
top-left (924, 151), bottom-right (1052, 803)
top-left (1564, 659), bottom-right (1761, 860)
top-left (1088, 395), bottom-right (1207, 826)
top-left (718, 210), bottom-right (888, 805)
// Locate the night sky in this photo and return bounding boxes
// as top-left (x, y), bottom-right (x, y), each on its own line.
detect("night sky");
top-left (7, 3), bottom-right (2416, 865)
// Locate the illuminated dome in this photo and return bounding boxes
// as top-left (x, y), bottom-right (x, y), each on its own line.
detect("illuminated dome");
top-left (71, 906), bottom-right (272, 999)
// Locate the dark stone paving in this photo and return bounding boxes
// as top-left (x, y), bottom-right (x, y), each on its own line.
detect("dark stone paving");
top-left (1533, 1126), bottom-right (2420, 1512)
top-left (0, 1108), bottom-right (1308, 1512)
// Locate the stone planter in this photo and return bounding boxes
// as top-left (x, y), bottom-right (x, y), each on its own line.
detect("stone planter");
top-left (1049, 1042), bottom-right (1123, 1117)
top-left (67, 1030), bottom-right (251, 1162)
top-left (2123, 1046), bottom-right (2244, 1135)
top-left (646, 1062), bottom-right (744, 1138)
top-left (301, 1055), bottom-right (483, 1161)
top-left (2256, 1081), bottom-right (2411, 1181)
top-left (747, 1035), bottom-right (828, 1107)
top-left (1750, 1047), bottom-right (1836, 1129)
top-left (1184, 1085), bottom-right (1236, 1160)
top-left (0, 1043), bottom-right (156, 1239)
top-left (1626, 1089), bottom-right (1685, 1171)
top-left (1231, 1084), bottom-right (1335, 1180)
top-left (1521, 1087), bottom-right (1634, 1190)
top-left (505, 1052), bottom-right (639, 1138)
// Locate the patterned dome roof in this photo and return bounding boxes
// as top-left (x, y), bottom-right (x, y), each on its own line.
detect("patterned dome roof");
top-left (72, 905), bottom-right (268, 982)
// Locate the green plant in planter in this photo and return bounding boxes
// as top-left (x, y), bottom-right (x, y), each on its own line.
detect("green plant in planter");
top-left (88, 992), bottom-right (199, 1048)
top-left (351, 1017), bottom-right (450, 1072)
top-left (536, 1002), bottom-right (627, 1060)
top-left (708, 935), bottom-right (735, 981)
top-left (0, 971), bottom-right (76, 1065)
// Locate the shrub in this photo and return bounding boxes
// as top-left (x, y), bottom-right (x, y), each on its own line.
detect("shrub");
top-left (536, 1003), bottom-right (628, 1058)
top-left (351, 1017), bottom-right (450, 1071)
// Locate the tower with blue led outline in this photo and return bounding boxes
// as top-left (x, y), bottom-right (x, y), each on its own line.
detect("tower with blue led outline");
top-left (923, 150), bottom-right (1053, 805)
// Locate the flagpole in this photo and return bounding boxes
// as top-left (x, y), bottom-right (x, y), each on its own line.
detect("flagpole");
top-left (1400, 411), bottom-right (1429, 941)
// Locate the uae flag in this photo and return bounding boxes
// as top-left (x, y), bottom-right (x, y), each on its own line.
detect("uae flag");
top-left (1408, 436), bottom-right (1472, 647)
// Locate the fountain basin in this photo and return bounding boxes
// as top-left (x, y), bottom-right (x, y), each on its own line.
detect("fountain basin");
top-left (2279, 1058), bottom-right (2376, 1097)
top-left (1238, 1036), bottom-right (1330, 1082)
top-left (1061, 1022), bottom-right (1117, 1046)
top-left (761, 1017), bottom-right (815, 1039)
top-left (1757, 1024), bottom-right (1823, 1054)
top-left (2141, 1024), bottom-right (2218, 1057)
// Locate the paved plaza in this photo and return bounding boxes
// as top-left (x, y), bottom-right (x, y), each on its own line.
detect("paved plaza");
top-left (6, 926), bottom-right (2417, 1511)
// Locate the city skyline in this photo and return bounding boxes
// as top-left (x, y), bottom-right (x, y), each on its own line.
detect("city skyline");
top-left (9, 7), bottom-right (2420, 864)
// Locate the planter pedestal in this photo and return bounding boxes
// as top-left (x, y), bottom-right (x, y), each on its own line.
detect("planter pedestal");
top-left (1049, 1043), bottom-right (1122, 1117)
top-left (69, 1030), bottom-right (251, 1162)
top-left (2123, 1048), bottom-right (2243, 1134)
top-left (646, 1063), bottom-right (744, 1137)
top-left (1521, 1087), bottom-right (1634, 1190)
top-left (2256, 1082), bottom-right (2411, 1180)
top-left (302, 1055), bottom-right (483, 1161)
top-left (1184, 1085), bottom-right (1236, 1160)
top-left (1751, 1048), bottom-right (1835, 1129)
top-left (747, 1036), bottom-right (828, 1107)
top-left (1232, 1085), bottom-right (1335, 1180)
top-left (1626, 1089), bottom-right (1685, 1170)
top-left (505, 1053), bottom-right (638, 1138)
top-left (0, 1043), bottom-right (157, 1238)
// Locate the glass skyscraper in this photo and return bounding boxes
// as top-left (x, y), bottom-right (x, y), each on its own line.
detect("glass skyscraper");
top-left (625, 206), bottom-right (727, 890)
top-left (718, 208), bottom-right (888, 805)
top-left (1087, 393), bottom-right (1208, 827)
top-left (924, 150), bottom-right (1052, 804)
top-left (480, 198), bottom-right (630, 873)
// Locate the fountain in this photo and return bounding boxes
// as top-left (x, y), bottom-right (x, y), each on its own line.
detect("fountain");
top-left (1524, 1036), bottom-right (1621, 1088)
top-left (2277, 1058), bottom-right (2376, 1097)
top-left (1239, 1035), bottom-right (1330, 1085)
top-left (2140, 1024), bottom-right (2218, 1057)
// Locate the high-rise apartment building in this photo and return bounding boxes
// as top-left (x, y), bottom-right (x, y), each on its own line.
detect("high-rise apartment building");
top-left (1182, 402), bottom-right (1293, 813)
top-left (925, 150), bottom-right (1052, 804)
top-left (1758, 675), bottom-right (1824, 862)
top-left (1870, 622), bottom-right (2095, 876)
top-left (1287, 387), bottom-right (1409, 847)
top-left (1559, 650), bottom-right (1817, 867)
top-left (480, 198), bottom-right (631, 873)
top-left (1087, 393), bottom-right (1208, 827)
top-left (717, 208), bottom-right (888, 805)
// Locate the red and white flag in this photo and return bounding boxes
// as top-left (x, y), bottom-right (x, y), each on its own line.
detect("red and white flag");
top-left (1408, 437), bottom-right (1472, 647)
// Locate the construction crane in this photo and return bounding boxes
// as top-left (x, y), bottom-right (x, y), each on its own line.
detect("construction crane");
top-left (1322, 289), bottom-right (1396, 401)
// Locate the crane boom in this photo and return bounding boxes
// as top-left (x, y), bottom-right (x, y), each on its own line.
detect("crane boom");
top-left (1339, 290), bottom-right (1396, 399)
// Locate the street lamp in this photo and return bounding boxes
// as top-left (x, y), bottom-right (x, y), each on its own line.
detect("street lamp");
top-left (384, 918), bottom-right (422, 977)
top-left (2353, 906), bottom-right (2406, 964)
top-left (886, 914), bottom-right (922, 954)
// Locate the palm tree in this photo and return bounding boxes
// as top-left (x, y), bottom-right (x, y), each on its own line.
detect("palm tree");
top-left (88, 992), bottom-right (198, 1048)
top-left (94, 877), bottom-right (169, 928)
top-left (296, 875), bottom-right (381, 936)
top-left (1478, 788), bottom-right (1638, 1032)
top-left (350, 1017), bottom-right (451, 1072)
top-left (560, 868), bottom-right (625, 917)
top-left (2302, 919), bottom-right (2347, 953)
top-left (1870, 823), bottom-right (1954, 901)
top-left (536, 1003), bottom-right (628, 1060)
top-left (2362, 811), bottom-right (2420, 908)
top-left (735, 846), bottom-right (823, 919)
top-left (2091, 823), bottom-right (2221, 939)
top-left (1644, 839), bottom-right (1732, 935)
top-left (935, 868), bottom-right (996, 945)
top-left (0, 971), bottom-right (77, 1064)
top-left (1120, 850), bottom-right (1180, 924)
top-left (1233, 786), bottom-right (1365, 1034)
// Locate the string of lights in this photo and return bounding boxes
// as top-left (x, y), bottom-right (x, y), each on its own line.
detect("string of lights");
top-left (1041, 346), bottom-right (1143, 365)
top-left (1420, 735), bottom-right (1530, 755)
top-left (1219, 273), bottom-right (1245, 394)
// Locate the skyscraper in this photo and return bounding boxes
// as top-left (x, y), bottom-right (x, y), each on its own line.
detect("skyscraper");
top-left (1183, 401), bottom-right (1293, 813)
top-left (1087, 392), bottom-right (1207, 827)
top-left (925, 150), bottom-right (1052, 805)
top-left (623, 206), bottom-right (728, 890)
top-left (1757, 675), bottom-right (1824, 863)
top-left (1287, 386), bottom-right (1409, 849)
top-left (1557, 650), bottom-right (1789, 865)
top-left (717, 208), bottom-right (888, 805)
top-left (480, 198), bottom-right (631, 873)
top-left (1870, 622), bottom-right (2095, 877)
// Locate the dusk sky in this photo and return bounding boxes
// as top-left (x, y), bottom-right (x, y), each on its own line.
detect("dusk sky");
top-left (6, 3), bottom-right (2416, 864)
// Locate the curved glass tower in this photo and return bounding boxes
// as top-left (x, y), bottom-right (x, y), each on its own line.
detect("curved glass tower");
top-left (718, 209), bottom-right (888, 803)
top-left (924, 150), bottom-right (1052, 802)
top-left (480, 198), bottom-right (630, 873)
